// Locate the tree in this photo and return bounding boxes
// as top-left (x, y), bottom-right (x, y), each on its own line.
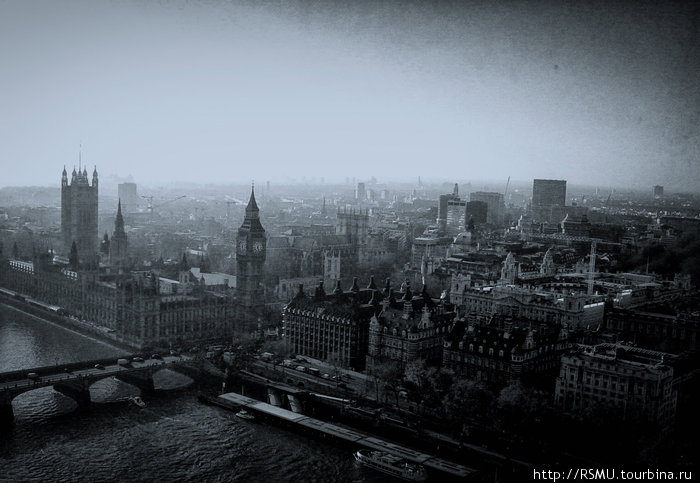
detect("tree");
top-left (371, 360), bottom-right (404, 405)
top-left (442, 379), bottom-right (496, 436)
top-left (403, 361), bottom-right (455, 414)
top-left (261, 337), bottom-right (288, 358)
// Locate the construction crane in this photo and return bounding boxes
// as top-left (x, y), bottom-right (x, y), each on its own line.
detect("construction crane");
top-left (141, 195), bottom-right (187, 221)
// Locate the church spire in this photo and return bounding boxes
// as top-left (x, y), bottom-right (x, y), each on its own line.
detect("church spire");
top-left (115, 199), bottom-right (124, 230)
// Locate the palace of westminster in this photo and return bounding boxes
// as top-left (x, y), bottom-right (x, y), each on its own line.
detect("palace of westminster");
top-left (1, 166), bottom-right (267, 348)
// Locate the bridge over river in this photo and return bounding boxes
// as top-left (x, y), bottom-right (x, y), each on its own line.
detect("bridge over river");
top-left (0, 354), bottom-right (198, 426)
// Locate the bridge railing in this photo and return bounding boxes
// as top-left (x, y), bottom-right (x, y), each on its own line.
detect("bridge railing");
top-left (0, 355), bottom-right (136, 383)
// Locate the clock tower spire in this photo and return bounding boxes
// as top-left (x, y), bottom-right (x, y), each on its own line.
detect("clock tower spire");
top-left (236, 182), bottom-right (266, 317)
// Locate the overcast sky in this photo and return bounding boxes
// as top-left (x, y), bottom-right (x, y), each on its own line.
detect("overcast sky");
top-left (1, 0), bottom-right (698, 191)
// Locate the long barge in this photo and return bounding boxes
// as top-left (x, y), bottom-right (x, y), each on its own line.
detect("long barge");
top-left (201, 391), bottom-right (475, 480)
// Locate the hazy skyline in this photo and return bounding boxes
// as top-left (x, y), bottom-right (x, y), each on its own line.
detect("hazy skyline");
top-left (1, 1), bottom-right (698, 191)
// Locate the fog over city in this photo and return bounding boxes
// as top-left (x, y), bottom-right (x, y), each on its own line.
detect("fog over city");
top-left (1, 1), bottom-right (698, 190)
top-left (3, 3), bottom-right (700, 481)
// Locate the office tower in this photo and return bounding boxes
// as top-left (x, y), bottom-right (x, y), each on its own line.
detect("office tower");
top-left (470, 191), bottom-right (504, 225)
top-left (118, 182), bottom-right (139, 214)
top-left (532, 179), bottom-right (566, 222)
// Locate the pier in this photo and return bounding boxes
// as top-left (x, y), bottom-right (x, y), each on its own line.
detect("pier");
top-left (212, 391), bottom-right (476, 479)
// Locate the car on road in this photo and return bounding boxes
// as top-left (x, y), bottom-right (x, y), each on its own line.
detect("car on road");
top-left (63, 368), bottom-right (72, 374)
top-left (133, 357), bottom-right (144, 363)
top-left (27, 372), bottom-right (40, 380)
top-left (94, 364), bottom-right (105, 370)
top-left (322, 373), bottom-right (331, 379)
top-left (151, 354), bottom-right (162, 360)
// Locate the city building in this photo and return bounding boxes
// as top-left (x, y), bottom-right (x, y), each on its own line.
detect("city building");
top-left (283, 279), bottom-right (375, 370)
top-left (366, 281), bottom-right (455, 373)
top-left (336, 207), bottom-right (369, 246)
top-left (465, 200), bottom-right (488, 225)
top-left (0, 257), bottom-right (233, 349)
top-left (117, 182), bottom-right (139, 214)
top-left (61, 165), bottom-right (98, 264)
top-left (443, 315), bottom-right (571, 388)
top-left (470, 192), bottom-right (504, 225)
top-left (555, 344), bottom-right (677, 429)
top-left (436, 184), bottom-right (466, 235)
top-left (450, 282), bottom-right (605, 329)
top-left (411, 236), bottom-right (451, 270)
top-left (606, 307), bottom-right (698, 353)
top-left (653, 185), bottom-right (664, 198)
top-left (532, 179), bottom-right (566, 222)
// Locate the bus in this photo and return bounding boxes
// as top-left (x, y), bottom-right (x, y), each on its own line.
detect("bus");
top-left (26, 298), bottom-right (68, 316)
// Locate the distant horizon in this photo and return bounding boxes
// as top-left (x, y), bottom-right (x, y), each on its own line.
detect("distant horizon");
top-left (1, 175), bottom-right (695, 196)
top-left (1, 1), bottom-right (698, 193)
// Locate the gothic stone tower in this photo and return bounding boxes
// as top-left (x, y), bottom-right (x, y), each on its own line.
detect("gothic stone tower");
top-left (236, 184), bottom-right (266, 314)
top-left (336, 207), bottom-right (368, 246)
top-left (61, 164), bottom-right (98, 265)
top-left (111, 199), bottom-right (128, 268)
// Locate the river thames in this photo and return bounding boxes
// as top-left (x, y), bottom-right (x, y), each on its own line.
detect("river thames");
top-left (0, 305), bottom-right (387, 482)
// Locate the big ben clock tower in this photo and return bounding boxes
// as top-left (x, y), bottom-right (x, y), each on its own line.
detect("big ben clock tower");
top-left (236, 183), bottom-right (266, 314)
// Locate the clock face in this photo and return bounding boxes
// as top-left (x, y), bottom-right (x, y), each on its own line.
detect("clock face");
top-left (238, 239), bottom-right (247, 254)
top-left (253, 240), bottom-right (264, 255)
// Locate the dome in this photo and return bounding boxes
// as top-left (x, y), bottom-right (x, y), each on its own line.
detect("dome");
top-left (453, 231), bottom-right (472, 245)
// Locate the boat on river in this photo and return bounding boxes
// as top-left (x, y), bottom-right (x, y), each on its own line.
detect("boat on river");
top-left (353, 449), bottom-right (427, 481)
top-left (235, 409), bottom-right (255, 421)
top-left (119, 396), bottom-right (147, 408)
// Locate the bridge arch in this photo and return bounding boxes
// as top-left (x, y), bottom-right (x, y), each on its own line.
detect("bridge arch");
top-left (0, 358), bottom-right (202, 426)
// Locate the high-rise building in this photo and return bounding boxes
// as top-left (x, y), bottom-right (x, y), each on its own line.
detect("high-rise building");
top-left (437, 183), bottom-right (463, 234)
top-left (236, 184), bottom-right (266, 312)
top-left (470, 192), bottom-right (504, 225)
top-left (532, 179), bottom-right (566, 222)
top-left (117, 182), bottom-right (139, 214)
top-left (61, 164), bottom-right (98, 264)
top-left (465, 200), bottom-right (488, 225)
top-left (653, 185), bottom-right (664, 198)
top-left (446, 198), bottom-right (467, 231)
